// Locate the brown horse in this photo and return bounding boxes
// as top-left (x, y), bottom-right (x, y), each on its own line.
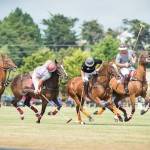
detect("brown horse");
top-left (108, 51), bottom-right (150, 121)
top-left (67, 62), bottom-right (123, 124)
top-left (11, 60), bottom-right (67, 123)
top-left (0, 53), bottom-right (17, 107)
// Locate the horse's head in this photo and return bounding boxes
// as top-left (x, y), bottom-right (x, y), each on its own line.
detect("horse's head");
top-left (0, 54), bottom-right (17, 71)
top-left (55, 60), bottom-right (68, 79)
top-left (138, 51), bottom-right (150, 65)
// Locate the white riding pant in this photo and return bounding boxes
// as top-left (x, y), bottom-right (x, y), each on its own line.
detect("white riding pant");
top-left (32, 71), bottom-right (40, 92)
top-left (82, 71), bottom-right (96, 82)
top-left (120, 67), bottom-right (135, 77)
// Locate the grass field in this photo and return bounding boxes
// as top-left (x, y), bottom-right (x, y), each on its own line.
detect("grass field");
top-left (0, 106), bottom-right (150, 150)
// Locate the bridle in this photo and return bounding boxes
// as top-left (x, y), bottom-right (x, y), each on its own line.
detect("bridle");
top-left (0, 56), bottom-right (16, 87)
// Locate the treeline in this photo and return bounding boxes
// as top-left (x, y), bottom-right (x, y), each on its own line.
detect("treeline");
top-left (0, 8), bottom-right (150, 77)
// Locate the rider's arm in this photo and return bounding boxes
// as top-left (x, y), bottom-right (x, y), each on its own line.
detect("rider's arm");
top-left (38, 72), bottom-right (51, 92)
top-left (94, 59), bottom-right (103, 72)
top-left (94, 59), bottom-right (102, 65)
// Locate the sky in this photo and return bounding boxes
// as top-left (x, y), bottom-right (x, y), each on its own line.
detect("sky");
top-left (0, 0), bottom-right (150, 31)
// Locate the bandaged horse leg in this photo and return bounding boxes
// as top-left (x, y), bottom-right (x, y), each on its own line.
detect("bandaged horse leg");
top-left (107, 104), bottom-right (123, 122)
top-left (78, 97), bottom-right (93, 122)
top-left (94, 97), bottom-right (123, 122)
top-left (80, 107), bottom-right (94, 122)
top-left (93, 107), bottom-right (106, 115)
top-left (48, 98), bottom-right (62, 115)
top-left (74, 95), bottom-right (89, 124)
top-left (126, 94), bottom-right (136, 121)
top-left (24, 96), bottom-right (40, 118)
top-left (141, 97), bottom-right (150, 115)
top-left (113, 96), bottom-right (128, 121)
top-left (12, 99), bottom-right (24, 120)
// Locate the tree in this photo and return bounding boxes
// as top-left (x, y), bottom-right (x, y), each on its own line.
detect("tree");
top-left (106, 28), bottom-right (119, 38)
top-left (43, 14), bottom-right (78, 50)
top-left (92, 35), bottom-right (120, 61)
top-left (122, 19), bottom-right (150, 50)
top-left (19, 48), bottom-right (55, 73)
top-left (63, 49), bottom-right (91, 78)
top-left (0, 8), bottom-right (42, 66)
top-left (81, 20), bottom-right (104, 45)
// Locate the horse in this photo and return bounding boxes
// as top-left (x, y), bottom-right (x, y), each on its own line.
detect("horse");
top-left (0, 53), bottom-right (17, 107)
top-left (108, 51), bottom-right (150, 121)
top-left (67, 62), bottom-right (123, 124)
top-left (11, 60), bottom-right (67, 123)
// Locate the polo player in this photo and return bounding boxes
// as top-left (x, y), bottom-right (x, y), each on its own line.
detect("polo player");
top-left (115, 45), bottom-right (137, 93)
top-left (32, 60), bottom-right (62, 114)
top-left (81, 57), bottom-right (102, 98)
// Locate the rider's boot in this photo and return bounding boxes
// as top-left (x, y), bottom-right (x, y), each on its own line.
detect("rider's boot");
top-left (84, 81), bottom-right (89, 98)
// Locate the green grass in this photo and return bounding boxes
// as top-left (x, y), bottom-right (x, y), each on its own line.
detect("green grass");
top-left (0, 106), bottom-right (150, 150)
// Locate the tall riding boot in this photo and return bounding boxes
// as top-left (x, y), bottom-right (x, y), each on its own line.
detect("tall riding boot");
top-left (84, 82), bottom-right (89, 98)
top-left (124, 77), bottom-right (129, 94)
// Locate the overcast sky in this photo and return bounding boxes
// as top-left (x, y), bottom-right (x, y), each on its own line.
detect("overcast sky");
top-left (0, 0), bottom-right (150, 31)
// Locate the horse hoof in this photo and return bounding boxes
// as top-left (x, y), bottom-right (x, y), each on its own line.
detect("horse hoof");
top-left (89, 116), bottom-right (94, 122)
top-left (124, 116), bottom-right (132, 122)
top-left (21, 116), bottom-right (24, 120)
top-left (80, 121), bottom-right (85, 125)
top-left (36, 120), bottom-right (40, 124)
top-left (93, 111), bottom-right (98, 115)
top-left (140, 110), bottom-right (146, 115)
top-left (35, 113), bottom-right (40, 118)
top-left (52, 110), bottom-right (58, 115)
top-left (48, 112), bottom-right (52, 115)
top-left (118, 116), bottom-right (123, 122)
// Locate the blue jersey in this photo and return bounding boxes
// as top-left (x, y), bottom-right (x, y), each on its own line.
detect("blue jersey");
top-left (116, 50), bottom-right (135, 64)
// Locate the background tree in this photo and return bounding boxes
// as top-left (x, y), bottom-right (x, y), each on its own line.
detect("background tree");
top-left (63, 49), bottom-right (91, 78)
top-left (106, 28), bottom-right (119, 38)
top-left (19, 48), bottom-right (55, 73)
top-left (43, 14), bottom-right (78, 51)
top-left (0, 8), bottom-right (42, 66)
top-left (92, 35), bottom-right (120, 61)
top-left (81, 20), bottom-right (104, 45)
top-left (122, 19), bottom-right (150, 50)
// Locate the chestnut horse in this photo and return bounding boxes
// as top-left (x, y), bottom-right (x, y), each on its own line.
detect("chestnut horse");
top-left (67, 62), bottom-right (123, 124)
top-left (0, 53), bottom-right (17, 107)
top-left (11, 61), bottom-right (67, 123)
top-left (108, 51), bottom-right (150, 121)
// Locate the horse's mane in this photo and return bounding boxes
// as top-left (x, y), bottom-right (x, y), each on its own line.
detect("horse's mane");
top-left (98, 62), bottom-right (110, 73)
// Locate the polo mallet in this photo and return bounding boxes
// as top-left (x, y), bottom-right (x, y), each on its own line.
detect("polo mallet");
top-left (133, 23), bottom-right (145, 51)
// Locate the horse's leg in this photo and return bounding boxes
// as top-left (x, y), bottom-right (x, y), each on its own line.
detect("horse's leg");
top-left (114, 97), bottom-right (128, 122)
top-left (79, 97), bottom-right (94, 122)
top-left (126, 94), bottom-right (136, 121)
top-left (93, 107), bottom-right (106, 115)
top-left (141, 97), bottom-right (150, 115)
top-left (72, 95), bottom-right (85, 124)
top-left (36, 99), bottom-right (48, 123)
top-left (24, 96), bottom-right (40, 118)
top-left (0, 95), bottom-right (1, 107)
top-left (107, 104), bottom-right (123, 122)
top-left (48, 98), bottom-right (62, 116)
top-left (12, 98), bottom-right (24, 120)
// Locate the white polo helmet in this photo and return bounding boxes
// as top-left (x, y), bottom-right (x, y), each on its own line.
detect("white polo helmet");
top-left (118, 45), bottom-right (128, 51)
top-left (85, 57), bottom-right (94, 67)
